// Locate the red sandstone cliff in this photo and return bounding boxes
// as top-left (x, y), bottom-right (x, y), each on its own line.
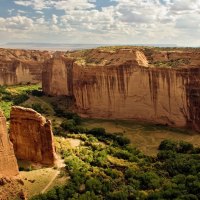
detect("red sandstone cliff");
top-left (42, 47), bottom-right (200, 132)
top-left (10, 106), bottom-right (56, 165)
top-left (0, 110), bottom-right (18, 176)
top-left (0, 48), bottom-right (52, 85)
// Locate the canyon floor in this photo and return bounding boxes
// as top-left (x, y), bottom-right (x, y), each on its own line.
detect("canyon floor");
top-left (1, 84), bottom-right (200, 199)
top-left (82, 119), bottom-right (197, 156)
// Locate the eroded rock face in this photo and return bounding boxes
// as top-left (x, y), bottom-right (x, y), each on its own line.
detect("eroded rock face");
top-left (42, 47), bottom-right (200, 132)
top-left (0, 110), bottom-right (18, 176)
top-left (0, 48), bottom-right (52, 85)
top-left (42, 53), bottom-right (74, 96)
top-left (10, 106), bottom-right (56, 165)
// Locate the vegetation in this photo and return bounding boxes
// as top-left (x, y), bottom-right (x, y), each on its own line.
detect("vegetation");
top-left (153, 59), bottom-right (190, 68)
top-left (1, 84), bottom-right (200, 199)
top-left (32, 115), bottom-right (200, 200)
top-left (0, 84), bottom-right (40, 118)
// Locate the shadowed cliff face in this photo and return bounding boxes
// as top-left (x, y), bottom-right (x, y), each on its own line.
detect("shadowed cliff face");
top-left (0, 48), bottom-right (52, 85)
top-left (41, 47), bottom-right (200, 133)
top-left (185, 68), bottom-right (200, 132)
top-left (42, 54), bottom-right (74, 96)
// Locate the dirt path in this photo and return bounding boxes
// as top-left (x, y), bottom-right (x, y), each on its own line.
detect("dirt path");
top-left (41, 156), bottom-right (65, 194)
top-left (41, 170), bottom-right (60, 194)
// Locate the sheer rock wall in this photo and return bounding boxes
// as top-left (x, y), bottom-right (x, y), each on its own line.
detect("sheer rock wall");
top-left (0, 110), bottom-right (18, 176)
top-left (10, 106), bottom-right (56, 165)
top-left (42, 48), bottom-right (200, 132)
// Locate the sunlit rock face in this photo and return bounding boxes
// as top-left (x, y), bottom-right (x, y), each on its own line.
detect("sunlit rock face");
top-left (0, 110), bottom-right (18, 176)
top-left (10, 106), bottom-right (56, 165)
top-left (0, 48), bottom-right (52, 85)
top-left (42, 47), bottom-right (200, 132)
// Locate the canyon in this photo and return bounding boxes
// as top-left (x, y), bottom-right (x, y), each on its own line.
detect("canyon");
top-left (0, 47), bottom-right (199, 133)
top-left (42, 47), bottom-right (200, 132)
top-left (0, 48), bottom-right (52, 85)
top-left (10, 106), bottom-right (56, 165)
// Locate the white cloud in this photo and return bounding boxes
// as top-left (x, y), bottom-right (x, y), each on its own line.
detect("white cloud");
top-left (14, 0), bottom-right (49, 10)
top-left (3, 0), bottom-right (200, 46)
top-left (0, 16), bottom-right (33, 30)
top-left (14, 0), bottom-right (96, 11)
top-left (52, 14), bottom-right (58, 24)
top-left (50, 0), bottom-right (95, 11)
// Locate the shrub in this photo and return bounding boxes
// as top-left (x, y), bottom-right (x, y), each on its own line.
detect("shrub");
top-left (61, 119), bottom-right (76, 131)
top-left (107, 190), bottom-right (128, 200)
top-left (31, 90), bottom-right (44, 97)
top-left (157, 150), bottom-right (176, 160)
top-left (113, 149), bottom-right (131, 160)
top-left (13, 94), bottom-right (29, 105)
top-left (32, 103), bottom-right (46, 114)
top-left (85, 177), bottom-right (102, 194)
top-left (178, 141), bottom-right (194, 153)
top-left (140, 172), bottom-right (161, 190)
top-left (88, 128), bottom-right (106, 136)
top-left (159, 139), bottom-right (178, 151)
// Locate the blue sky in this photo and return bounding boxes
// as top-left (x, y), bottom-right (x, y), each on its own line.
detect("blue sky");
top-left (0, 0), bottom-right (199, 46)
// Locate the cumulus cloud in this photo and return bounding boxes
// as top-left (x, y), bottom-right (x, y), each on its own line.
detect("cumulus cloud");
top-left (0, 16), bottom-right (33, 30)
top-left (1, 0), bottom-right (199, 45)
top-left (14, 0), bottom-right (96, 11)
top-left (52, 14), bottom-right (58, 24)
top-left (14, 0), bottom-right (49, 10)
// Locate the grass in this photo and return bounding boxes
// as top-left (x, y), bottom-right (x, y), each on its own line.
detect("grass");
top-left (20, 168), bottom-right (60, 198)
top-left (82, 118), bottom-right (199, 156)
top-left (0, 84), bottom-right (41, 119)
top-left (21, 96), bottom-right (55, 115)
top-left (6, 84), bottom-right (40, 95)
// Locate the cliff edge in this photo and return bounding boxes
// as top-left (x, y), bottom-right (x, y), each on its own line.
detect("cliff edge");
top-left (42, 47), bottom-right (200, 132)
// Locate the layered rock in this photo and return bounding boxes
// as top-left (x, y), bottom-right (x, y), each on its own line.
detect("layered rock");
top-left (10, 106), bottom-right (56, 165)
top-left (0, 110), bottom-right (18, 176)
top-left (42, 47), bottom-right (200, 132)
top-left (0, 48), bottom-right (52, 85)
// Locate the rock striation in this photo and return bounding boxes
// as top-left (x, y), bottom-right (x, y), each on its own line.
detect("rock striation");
top-left (0, 48), bottom-right (52, 85)
top-left (10, 106), bottom-right (56, 165)
top-left (42, 47), bottom-right (200, 133)
top-left (0, 110), bottom-right (18, 176)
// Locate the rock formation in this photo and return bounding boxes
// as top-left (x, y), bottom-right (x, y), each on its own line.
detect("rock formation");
top-left (0, 176), bottom-right (26, 200)
top-left (10, 106), bottom-right (56, 165)
top-left (0, 48), bottom-right (52, 85)
top-left (42, 47), bottom-right (200, 133)
top-left (0, 110), bottom-right (18, 176)
top-left (42, 52), bottom-right (74, 96)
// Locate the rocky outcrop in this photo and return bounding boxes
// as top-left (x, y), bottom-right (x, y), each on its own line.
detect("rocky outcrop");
top-left (42, 47), bottom-right (200, 132)
top-left (0, 110), bottom-right (18, 176)
top-left (10, 106), bottom-right (56, 165)
top-left (0, 176), bottom-right (26, 200)
top-left (0, 48), bottom-right (52, 85)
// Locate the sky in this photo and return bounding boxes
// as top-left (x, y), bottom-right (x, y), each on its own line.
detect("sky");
top-left (0, 0), bottom-right (199, 46)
